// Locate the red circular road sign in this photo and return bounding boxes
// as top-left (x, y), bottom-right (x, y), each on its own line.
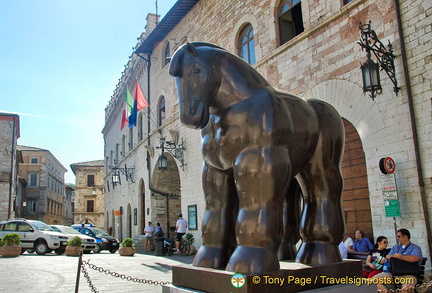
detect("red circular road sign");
top-left (379, 157), bottom-right (396, 174)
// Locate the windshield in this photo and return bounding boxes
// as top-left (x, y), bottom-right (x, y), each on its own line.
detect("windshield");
top-left (91, 228), bottom-right (110, 237)
top-left (56, 226), bottom-right (81, 234)
top-left (32, 221), bottom-right (55, 231)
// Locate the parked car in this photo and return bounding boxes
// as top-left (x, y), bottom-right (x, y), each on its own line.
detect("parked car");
top-left (71, 224), bottom-right (119, 253)
top-left (50, 225), bottom-right (97, 254)
top-left (0, 218), bottom-right (68, 255)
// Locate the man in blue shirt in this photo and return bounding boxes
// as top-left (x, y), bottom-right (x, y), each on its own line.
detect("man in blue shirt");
top-left (353, 229), bottom-right (373, 252)
top-left (372, 228), bottom-right (423, 292)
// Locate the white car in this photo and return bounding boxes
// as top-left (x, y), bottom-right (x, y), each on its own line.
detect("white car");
top-left (50, 225), bottom-right (97, 253)
top-left (0, 219), bottom-right (68, 255)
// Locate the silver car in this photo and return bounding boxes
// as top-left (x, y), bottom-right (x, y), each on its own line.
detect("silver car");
top-left (50, 225), bottom-right (97, 254)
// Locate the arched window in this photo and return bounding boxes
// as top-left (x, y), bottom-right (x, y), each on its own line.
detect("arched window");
top-left (238, 24), bottom-right (256, 65)
top-left (158, 96), bottom-right (166, 126)
top-left (278, 0), bottom-right (304, 45)
top-left (138, 114), bottom-right (143, 142)
top-left (129, 128), bottom-right (133, 150)
top-left (121, 135), bottom-right (126, 157)
top-left (164, 43), bottom-right (170, 66)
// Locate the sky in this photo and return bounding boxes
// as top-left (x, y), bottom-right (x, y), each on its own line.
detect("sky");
top-left (0, 0), bottom-right (177, 184)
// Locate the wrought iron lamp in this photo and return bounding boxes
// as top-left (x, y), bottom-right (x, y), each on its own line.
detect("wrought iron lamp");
top-left (111, 169), bottom-right (121, 186)
top-left (110, 164), bottom-right (134, 187)
top-left (156, 135), bottom-right (186, 171)
top-left (358, 21), bottom-right (399, 100)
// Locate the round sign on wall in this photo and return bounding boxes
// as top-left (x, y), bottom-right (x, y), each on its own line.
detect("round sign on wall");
top-left (379, 157), bottom-right (396, 174)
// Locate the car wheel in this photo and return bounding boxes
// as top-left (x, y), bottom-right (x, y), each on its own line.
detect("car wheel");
top-left (109, 249), bottom-right (117, 254)
top-left (93, 244), bottom-right (101, 253)
top-left (35, 241), bottom-right (49, 255)
top-left (83, 250), bottom-right (92, 254)
top-left (54, 248), bottom-right (65, 255)
top-left (21, 248), bottom-right (26, 254)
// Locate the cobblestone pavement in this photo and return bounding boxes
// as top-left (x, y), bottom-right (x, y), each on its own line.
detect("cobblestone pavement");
top-left (0, 251), bottom-right (194, 293)
top-left (2, 251), bottom-right (431, 293)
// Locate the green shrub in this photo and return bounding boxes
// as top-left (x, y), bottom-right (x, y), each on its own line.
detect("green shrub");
top-left (184, 233), bottom-right (195, 246)
top-left (121, 238), bottom-right (134, 247)
top-left (67, 236), bottom-right (83, 247)
top-left (0, 233), bottom-right (21, 246)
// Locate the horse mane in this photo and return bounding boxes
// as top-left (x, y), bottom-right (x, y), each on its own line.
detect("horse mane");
top-left (169, 42), bottom-right (225, 77)
top-left (169, 42), bottom-right (270, 90)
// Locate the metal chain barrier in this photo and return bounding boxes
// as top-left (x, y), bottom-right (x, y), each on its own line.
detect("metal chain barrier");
top-left (75, 253), bottom-right (432, 293)
top-left (78, 258), bottom-right (171, 292)
top-left (377, 280), bottom-right (432, 292)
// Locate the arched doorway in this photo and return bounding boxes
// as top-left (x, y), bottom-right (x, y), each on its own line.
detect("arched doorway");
top-left (111, 210), bottom-right (115, 238)
top-left (140, 179), bottom-right (146, 235)
top-left (127, 204), bottom-right (132, 238)
top-left (342, 118), bottom-right (373, 242)
top-left (151, 153), bottom-right (181, 238)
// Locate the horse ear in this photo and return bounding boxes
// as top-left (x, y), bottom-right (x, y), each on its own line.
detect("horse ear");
top-left (186, 42), bottom-right (199, 57)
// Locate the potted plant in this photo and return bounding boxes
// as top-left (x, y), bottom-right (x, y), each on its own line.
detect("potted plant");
top-left (65, 236), bottom-right (83, 256)
top-left (0, 233), bottom-right (21, 257)
top-left (183, 233), bottom-right (195, 256)
top-left (119, 238), bottom-right (136, 256)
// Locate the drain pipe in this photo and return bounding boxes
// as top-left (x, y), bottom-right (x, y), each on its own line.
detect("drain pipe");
top-left (394, 0), bottom-right (432, 258)
top-left (136, 52), bottom-right (152, 226)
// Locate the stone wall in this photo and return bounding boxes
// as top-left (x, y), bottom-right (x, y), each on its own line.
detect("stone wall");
top-left (0, 117), bottom-right (16, 220)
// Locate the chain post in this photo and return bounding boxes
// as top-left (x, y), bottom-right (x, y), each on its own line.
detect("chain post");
top-left (75, 251), bottom-right (83, 293)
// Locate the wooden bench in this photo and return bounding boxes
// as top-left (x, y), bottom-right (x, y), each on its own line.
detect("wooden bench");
top-left (347, 251), bottom-right (368, 265)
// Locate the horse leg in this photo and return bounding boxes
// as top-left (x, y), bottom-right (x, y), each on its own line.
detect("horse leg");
top-left (192, 163), bottom-right (238, 269)
top-left (278, 178), bottom-right (301, 261)
top-left (226, 146), bottom-right (290, 274)
top-left (295, 100), bottom-right (345, 265)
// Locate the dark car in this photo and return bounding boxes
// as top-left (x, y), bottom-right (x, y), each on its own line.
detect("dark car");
top-left (71, 224), bottom-right (119, 253)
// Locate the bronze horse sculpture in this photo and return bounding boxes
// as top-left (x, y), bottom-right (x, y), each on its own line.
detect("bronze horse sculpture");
top-left (169, 42), bottom-right (345, 274)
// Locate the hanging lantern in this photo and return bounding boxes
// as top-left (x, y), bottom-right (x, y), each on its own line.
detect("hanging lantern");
top-left (361, 56), bottom-right (382, 100)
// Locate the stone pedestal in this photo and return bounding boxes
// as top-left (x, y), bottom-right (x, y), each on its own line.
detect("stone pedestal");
top-left (168, 260), bottom-right (362, 293)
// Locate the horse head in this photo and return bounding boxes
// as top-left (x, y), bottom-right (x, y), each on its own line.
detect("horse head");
top-left (169, 42), bottom-right (223, 129)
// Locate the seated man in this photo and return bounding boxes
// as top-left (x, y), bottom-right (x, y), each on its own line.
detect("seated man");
top-left (372, 228), bottom-right (423, 292)
top-left (353, 229), bottom-right (373, 252)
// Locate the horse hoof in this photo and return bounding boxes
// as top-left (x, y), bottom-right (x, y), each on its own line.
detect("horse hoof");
top-left (192, 245), bottom-right (229, 269)
top-left (296, 241), bottom-right (342, 265)
top-left (226, 246), bottom-right (280, 274)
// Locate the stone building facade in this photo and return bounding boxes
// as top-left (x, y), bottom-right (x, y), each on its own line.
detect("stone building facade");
top-left (70, 160), bottom-right (105, 228)
top-left (64, 184), bottom-right (75, 225)
top-left (0, 113), bottom-right (20, 220)
top-left (17, 145), bottom-right (68, 224)
top-left (102, 0), bottom-right (432, 268)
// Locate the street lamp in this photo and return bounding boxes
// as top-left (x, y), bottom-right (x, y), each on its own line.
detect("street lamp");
top-left (156, 135), bottom-right (186, 171)
top-left (361, 53), bottom-right (382, 99)
top-left (110, 164), bottom-right (134, 188)
top-left (358, 21), bottom-right (399, 100)
top-left (111, 169), bottom-right (121, 187)
top-left (158, 151), bottom-right (168, 170)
